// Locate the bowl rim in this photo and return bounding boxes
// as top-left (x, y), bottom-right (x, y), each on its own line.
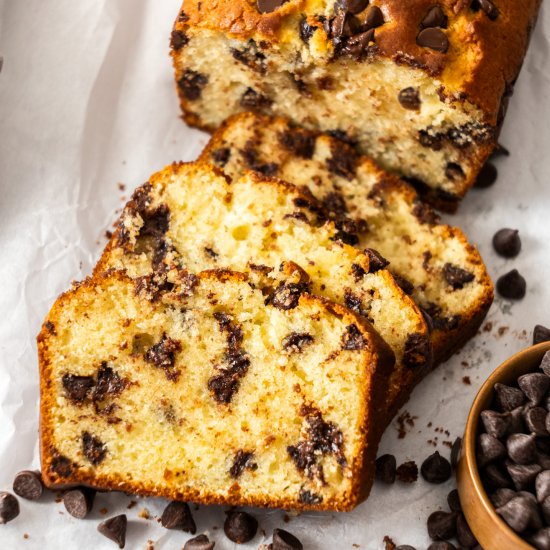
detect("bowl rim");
top-left (463, 341), bottom-right (550, 547)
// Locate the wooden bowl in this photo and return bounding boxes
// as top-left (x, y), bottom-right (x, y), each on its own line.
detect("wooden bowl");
top-left (457, 341), bottom-right (550, 550)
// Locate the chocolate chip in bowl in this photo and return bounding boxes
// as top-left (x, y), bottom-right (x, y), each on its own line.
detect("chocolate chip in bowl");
top-left (457, 341), bottom-right (550, 549)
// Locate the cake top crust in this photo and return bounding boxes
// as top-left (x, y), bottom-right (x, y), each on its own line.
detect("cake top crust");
top-left (175, 0), bottom-right (541, 123)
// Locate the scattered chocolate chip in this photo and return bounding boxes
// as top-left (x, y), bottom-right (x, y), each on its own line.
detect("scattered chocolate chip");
top-left (474, 162), bottom-right (498, 189)
top-left (0, 492), bottom-right (19, 524)
top-left (471, 0), bottom-right (499, 20)
top-left (396, 461), bottom-right (418, 483)
top-left (184, 534), bottom-right (215, 550)
top-left (535, 326), bottom-right (550, 345)
top-left (478, 434), bottom-right (506, 467)
top-left (240, 87), bottom-right (272, 110)
top-left (364, 248), bottom-right (389, 272)
top-left (493, 228), bottom-right (521, 258)
top-left (497, 496), bottom-right (535, 532)
top-left (443, 263), bottom-right (475, 290)
top-left (507, 433), bottom-right (537, 465)
top-left (299, 18), bottom-right (316, 42)
top-left (398, 87), bottom-right (421, 111)
top-left (494, 383), bottom-right (526, 412)
top-left (421, 6), bottom-right (448, 28)
top-left (98, 515), bottom-right (127, 548)
top-left (481, 410), bottom-right (511, 439)
top-left (170, 30), bottom-right (189, 50)
top-left (451, 437), bottom-right (462, 470)
top-left (336, 0), bottom-right (369, 14)
top-left (427, 511), bottom-right (457, 540)
top-left (506, 462), bottom-right (542, 491)
top-left (272, 528), bottom-right (303, 550)
top-left (224, 511), bottom-right (258, 544)
top-left (282, 332), bottom-right (314, 353)
top-left (12, 471), bottom-right (43, 501)
top-left (447, 489), bottom-right (462, 513)
top-left (456, 514), bottom-right (477, 547)
top-left (375, 454), bottom-right (396, 484)
top-left (341, 324), bottom-right (367, 350)
top-left (82, 431), bottom-right (107, 465)
top-left (178, 69), bottom-right (208, 101)
top-left (416, 27), bottom-right (449, 53)
top-left (257, 0), bottom-right (287, 13)
top-left (519, 373), bottom-right (549, 405)
top-left (524, 407), bottom-right (548, 436)
top-left (62, 374), bottom-right (95, 403)
top-left (63, 488), bottom-right (95, 519)
top-left (427, 543), bottom-right (456, 550)
top-left (497, 270), bottom-right (527, 300)
top-left (161, 501), bottom-right (196, 533)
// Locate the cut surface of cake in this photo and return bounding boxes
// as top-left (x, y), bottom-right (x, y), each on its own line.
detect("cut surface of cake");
top-left (95, 161), bottom-right (430, 419)
top-left (171, 0), bottom-right (541, 210)
top-left (201, 112), bottom-right (494, 365)
top-left (39, 270), bottom-right (394, 511)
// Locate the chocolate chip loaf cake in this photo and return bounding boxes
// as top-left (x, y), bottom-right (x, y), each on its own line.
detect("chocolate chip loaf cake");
top-left (171, 0), bottom-right (540, 210)
top-left (39, 269), bottom-right (394, 511)
top-left (95, 161), bottom-right (430, 419)
top-left (201, 112), bottom-right (494, 365)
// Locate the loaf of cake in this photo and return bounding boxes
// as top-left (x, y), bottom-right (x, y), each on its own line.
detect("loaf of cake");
top-left (95, 161), bottom-right (430, 419)
top-left (201, 112), bottom-right (494, 365)
top-left (38, 269), bottom-right (394, 511)
top-left (171, 0), bottom-right (541, 210)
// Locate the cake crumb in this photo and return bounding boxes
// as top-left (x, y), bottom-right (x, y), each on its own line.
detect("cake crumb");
top-left (99, 507), bottom-right (108, 515)
top-left (395, 410), bottom-right (418, 439)
top-left (497, 326), bottom-right (509, 337)
top-left (127, 500), bottom-right (137, 509)
top-left (146, 540), bottom-right (154, 550)
top-left (283, 513), bottom-right (291, 523)
top-left (118, 182), bottom-right (126, 191)
top-left (23, 534), bottom-right (29, 540)
top-left (463, 376), bottom-right (471, 385)
top-left (483, 322), bottom-right (493, 332)
top-left (383, 535), bottom-right (396, 550)
top-left (138, 508), bottom-right (150, 520)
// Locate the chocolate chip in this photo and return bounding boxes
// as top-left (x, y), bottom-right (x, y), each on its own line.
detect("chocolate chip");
top-left (336, 0), bottom-right (369, 14)
top-left (299, 18), bottom-right (317, 42)
top-left (477, 434), bottom-right (506, 467)
top-left (396, 547), bottom-right (417, 550)
top-left (272, 528), bottom-right (303, 550)
top-left (375, 454), bottom-right (396, 484)
top-left (451, 437), bottom-right (462, 469)
top-left (445, 163), bottom-right (465, 181)
top-left (509, 406), bottom-right (527, 433)
top-left (506, 462), bottom-right (542, 490)
top-left (490, 488), bottom-right (516, 508)
top-left (494, 383), bottom-right (526, 412)
top-left (0, 492), bottom-right (19, 524)
top-left (144, 333), bottom-right (182, 378)
top-left (530, 528), bottom-right (550, 550)
top-left (270, 282), bottom-right (308, 310)
top-left (483, 463), bottom-right (512, 489)
top-left (257, 0), bottom-right (287, 13)
top-left (50, 454), bottom-right (75, 478)
top-left (342, 29), bottom-right (375, 58)
top-left (519, 373), bottom-right (550, 405)
top-left (63, 488), bottom-right (95, 519)
top-left (497, 496), bottom-right (536, 532)
top-left (12, 471), bottom-right (43, 501)
top-left (82, 432), bottom-right (107, 465)
top-left (427, 543), bottom-right (456, 550)
top-left (298, 488), bottom-right (323, 505)
top-left (230, 450), bottom-right (256, 478)
top-left (427, 511), bottom-right (457, 540)
top-left (330, 12), bottom-right (361, 38)
top-left (535, 327), bottom-right (550, 346)
top-left (481, 410), bottom-right (511, 439)
top-left (161, 501), bottom-right (196, 533)
top-left (422, 6), bottom-right (448, 28)
top-left (278, 130), bottom-right (315, 159)
top-left (474, 162), bottom-right (498, 189)
top-left (93, 363), bottom-right (128, 402)
top-left (341, 324), bottom-right (367, 350)
top-left (524, 407), bottom-right (549, 436)
top-left (170, 30), bottom-right (189, 50)
top-left (398, 87), bottom-right (421, 111)
top-left (240, 87), bottom-right (272, 110)
top-left (282, 332), bottom-right (314, 353)
top-left (178, 69), bottom-right (208, 101)
top-left (443, 263), bottom-right (475, 290)
top-left (507, 433), bottom-right (537, 465)
top-left (421, 452), bottom-right (452, 484)
top-left (98, 515), bottom-right (127, 548)
top-left (497, 270), bottom-right (527, 299)
top-left (471, 0), bottom-right (499, 20)
top-left (224, 511), bottom-right (258, 543)
top-left (365, 248), bottom-right (389, 272)
top-left (447, 489), bottom-right (462, 512)
top-left (493, 228), bottom-right (521, 258)
top-left (326, 142), bottom-right (358, 179)
top-left (456, 514), bottom-right (477, 547)
top-left (396, 461), bottom-right (418, 483)
top-left (62, 374), bottom-right (95, 403)
top-left (363, 5), bottom-right (384, 28)
top-left (416, 27), bottom-right (449, 52)
top-left (184, 535), bottom-right (215, 550)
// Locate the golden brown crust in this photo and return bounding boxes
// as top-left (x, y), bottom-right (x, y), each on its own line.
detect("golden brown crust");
top-left (174, 0), bottom-right (541, 125)
top-left (38, 269), bottom-right (394, 511)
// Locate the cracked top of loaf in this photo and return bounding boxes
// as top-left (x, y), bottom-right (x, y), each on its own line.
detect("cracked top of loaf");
top-left (175, 0), bottom-right (541, 124)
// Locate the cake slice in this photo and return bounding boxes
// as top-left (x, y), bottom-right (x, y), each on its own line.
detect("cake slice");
top-left (171, 0), bottom-right (541, 210)
top-left (200, 112), bottom-right (494, 365)
top-left (38, 269), bottom-right (394, 511)
top-left (95, 161), bottom-right (430, 419)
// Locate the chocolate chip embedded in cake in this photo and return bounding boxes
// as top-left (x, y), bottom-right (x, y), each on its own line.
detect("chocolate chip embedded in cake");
top-left (38, 269), bottom-right (394, 511)
top-left (172, 0), bottom-right (541, 209)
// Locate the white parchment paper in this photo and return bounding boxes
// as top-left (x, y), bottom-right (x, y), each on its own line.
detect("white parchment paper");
top-left (0, 1), bottom-right (549, 548)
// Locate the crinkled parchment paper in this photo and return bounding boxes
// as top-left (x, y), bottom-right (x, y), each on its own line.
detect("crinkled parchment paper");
top-left (1, 1), bottom-right (549, 548)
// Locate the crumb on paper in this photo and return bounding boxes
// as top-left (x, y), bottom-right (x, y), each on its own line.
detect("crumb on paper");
top-left (283, 513), bottom-right (291, 523)
top-left (118, 182), bottom-right (126, 191)
top-left (395, 410), bottom-right (418, 439)
top-left (482, 321), bottom-right (493, 332)
top-left (127, 500), bottom-right (137, 509)
top-left (105, 230), bottom-right (113, 240)
top-left (383, 535), bottom-right (396, 550)
top-left (396, 460), bottom-right (418, 483)
top-left (497, 326), bottom-right (509, 337)
top-left (146, 540), bottom-right (154, 550)
top-left (99, 507), bottom-right (108, 515)
top-left (23, 534), bottom-right (29, 540)
top-left (463, 376), bottom-right (471, 385)
top-left (139, 508), bottom-right (150, 520)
